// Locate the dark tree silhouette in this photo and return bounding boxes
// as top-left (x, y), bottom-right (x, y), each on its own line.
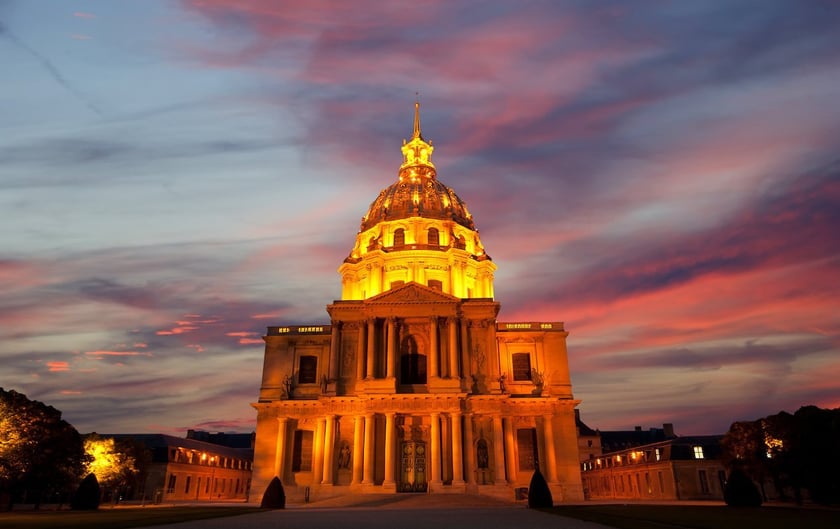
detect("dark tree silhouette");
top-left (0, 388), bottom-right (89, 510)
top-left (71, 473), bottom-right (101, 510)
top-left (724, 467), bottom-right (762, 507)
top-left (527, 467), bottom-right (553, 508)
top-left (260, 477), bottom-right (286, 509)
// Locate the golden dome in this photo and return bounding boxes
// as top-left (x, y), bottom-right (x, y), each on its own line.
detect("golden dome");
top-left (359, 101), bottom-right (475, 233)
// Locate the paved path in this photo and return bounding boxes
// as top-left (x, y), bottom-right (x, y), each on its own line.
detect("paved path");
top-left (153, 495), bottom-right (614, 529)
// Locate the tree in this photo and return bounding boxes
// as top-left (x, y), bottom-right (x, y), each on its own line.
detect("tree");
top-left (721, 420), bottom-right (768, 499)
top-left (721, 406), bottom-right (840, 505)
top-left (0, 388), bottom-right (89, 509)
top-left (527, 467), bottom-right (553, 508)
top-left (723, 467), bottom-right (762, 507)
top-left (71, 473), bottom-right (100, 510)
top-left (84, 434), bottom-right (139, 501)
top-left (260, 477), bottom-right (285, 509)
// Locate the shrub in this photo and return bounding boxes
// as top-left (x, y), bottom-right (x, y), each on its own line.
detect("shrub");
top-left (527, 467), bottom-right (553, 508)
top-left (71, 473), bottom-right (101, 510)
top-left (724, 467), bottom-right (762, 507)
top-left (260, 477), bottom-right (286, 509)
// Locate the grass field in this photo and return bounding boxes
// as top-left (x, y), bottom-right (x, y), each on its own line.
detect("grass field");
top-left (0, 506), bottom-right (264, 529)
top-left (549, 504), bottom-right (840, 529)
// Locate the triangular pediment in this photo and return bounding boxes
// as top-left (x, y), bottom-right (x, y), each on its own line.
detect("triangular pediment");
top-left (366, 282), bottom-right (460, 305)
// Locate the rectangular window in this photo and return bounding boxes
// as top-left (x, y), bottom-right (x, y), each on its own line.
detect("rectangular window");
top-left (658, 471), bottom-right (664, 493)
top-left (645, 472), bottom-right (651, 494)
top-left (298, 355), bottom-right (318, 384)
top-left (655, 448), bottom-right (661, 461)
top-left (693, 446), bottom-right (705, 459)
top-left (292, 430), bottom-right (314, 472)
top-left (167, 474), bottom-right (177, 494)
top-left (511, 353), bottom-right (532, 381)
top-left (699, 470), bottom-right (710, 494)
top-left (718, 470), bottom-right (727, 492)
top-left (516, 428), bottom-right (538, 471)
top-left (185, 475), bottom-right (191, 494)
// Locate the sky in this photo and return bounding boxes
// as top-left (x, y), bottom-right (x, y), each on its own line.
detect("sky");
top-left (1, 0), bottom-right (838, 437)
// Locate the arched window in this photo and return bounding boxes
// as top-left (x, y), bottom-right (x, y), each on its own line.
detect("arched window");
top-left (393, 228), bottom-right (405, 247)
top-left (400, 335), bottom-right (426, 384)
top-left (427, 227), bottom-right (439, 246)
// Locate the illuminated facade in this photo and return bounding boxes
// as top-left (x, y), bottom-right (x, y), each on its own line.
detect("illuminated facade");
top-left (250, 104), bottom-right (584, 504)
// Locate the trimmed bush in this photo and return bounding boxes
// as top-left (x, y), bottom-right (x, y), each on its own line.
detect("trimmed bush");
top-left (527, 467), bottom-right (553, 508)
top-left (724, 467), bottom-right (762, 507)
top-left (71, 473), bottom-right (101, 510)
top-left (260, 477), bottom-right (286, 509)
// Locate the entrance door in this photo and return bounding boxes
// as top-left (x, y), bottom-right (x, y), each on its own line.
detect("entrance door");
top-left (399, 441), bottom-right (427, 492)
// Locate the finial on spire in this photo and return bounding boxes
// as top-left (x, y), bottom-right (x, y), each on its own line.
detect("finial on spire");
top-left (412, 94), bottom-right (422, 140)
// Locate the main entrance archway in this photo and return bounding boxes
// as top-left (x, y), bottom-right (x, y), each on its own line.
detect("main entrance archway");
top-left (399, 441), bottom-right (427, 492)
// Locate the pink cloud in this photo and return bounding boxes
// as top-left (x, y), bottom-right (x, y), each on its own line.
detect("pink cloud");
top-left (47, 361), bottom-right (70, 372)
top-left (85, 350), bottom-right (152, 357)
top-left (238, 338), bottom-right (263, 345)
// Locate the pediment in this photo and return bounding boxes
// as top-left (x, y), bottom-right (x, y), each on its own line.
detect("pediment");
top-left (366, 282), bottom-right (460, 305)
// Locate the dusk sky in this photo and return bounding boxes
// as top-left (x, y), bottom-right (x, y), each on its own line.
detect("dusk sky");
top-left (2, 1), bottom-right (838, 437)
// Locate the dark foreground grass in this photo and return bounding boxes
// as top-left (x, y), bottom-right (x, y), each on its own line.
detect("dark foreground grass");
top-left (0, 506), bottom-right (264, 529)
top-left (548, 504), bottom-right (840, 529)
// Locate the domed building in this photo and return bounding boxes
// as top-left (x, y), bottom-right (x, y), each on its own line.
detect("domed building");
top-left (250, 104), bottom-right (584, 504)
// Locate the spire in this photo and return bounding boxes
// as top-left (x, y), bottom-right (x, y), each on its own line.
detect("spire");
top-left (400, 98), bottom-right (435, 173)
top-left (412, 98), bottom-right (422, 140)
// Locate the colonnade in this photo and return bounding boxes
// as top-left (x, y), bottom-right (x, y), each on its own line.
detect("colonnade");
top-left (272, 411), bottom-right (561, 488)
top-left (347, 317), bottom-right (463, 381)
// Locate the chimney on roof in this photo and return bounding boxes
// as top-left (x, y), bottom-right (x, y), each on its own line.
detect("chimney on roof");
top-left (635, 426), bottom-right (642, 432)
top-left (663, 423), bottom-right (675, 437)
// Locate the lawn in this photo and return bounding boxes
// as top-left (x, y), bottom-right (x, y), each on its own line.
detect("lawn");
top-left (549, 504), bottom-right (840, 529)
top-left (0, 506), bottom-right (264, 529)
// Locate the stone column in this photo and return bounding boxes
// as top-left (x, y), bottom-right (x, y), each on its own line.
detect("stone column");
top-left (356, 322), bottom-right (366, 381)
top-left (463, 413), bottom-right (474, 484)
top-left (386, 318), bottom-right (396, 379)
top-left (447, 317), bottom-right (459, 378)
top-left (383, 412), bottom-right (396, 486)
top-left (492, 416), bottom-right (505, 484)
top-left (362, 413), bottom-right (375, 484)
top-left (451, 411), bottom-right (465, 485)
top-left (504, 417), bottom-right (517, 484)
top-left (430, 412), bottom-right (442, 486)
top-left (329, 323), bottom-right (340, 381)
top-left (275, 417), bottom-right (288, 481)
top-left (322, 415), bottom-right (336, 484)
top-left (312, 417), bottom-right (326, 483)
top-left (352, 415), bottom-right (364, 485)
top-left (429, 317), bottom-right (439, 378)
top-left (366, 319), bottom-right (376, 379)
top-left (460, 319), bottom-right (470, 387)
top-left (543, 415), bottom-right (558, 483)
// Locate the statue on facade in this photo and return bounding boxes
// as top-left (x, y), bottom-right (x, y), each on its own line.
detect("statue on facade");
top-left (338, 443), bottom-right (351, 469)
top-left (282, 374), bottom-right (293, 399)
top-left (498, 373), bottom-right (507, 394)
